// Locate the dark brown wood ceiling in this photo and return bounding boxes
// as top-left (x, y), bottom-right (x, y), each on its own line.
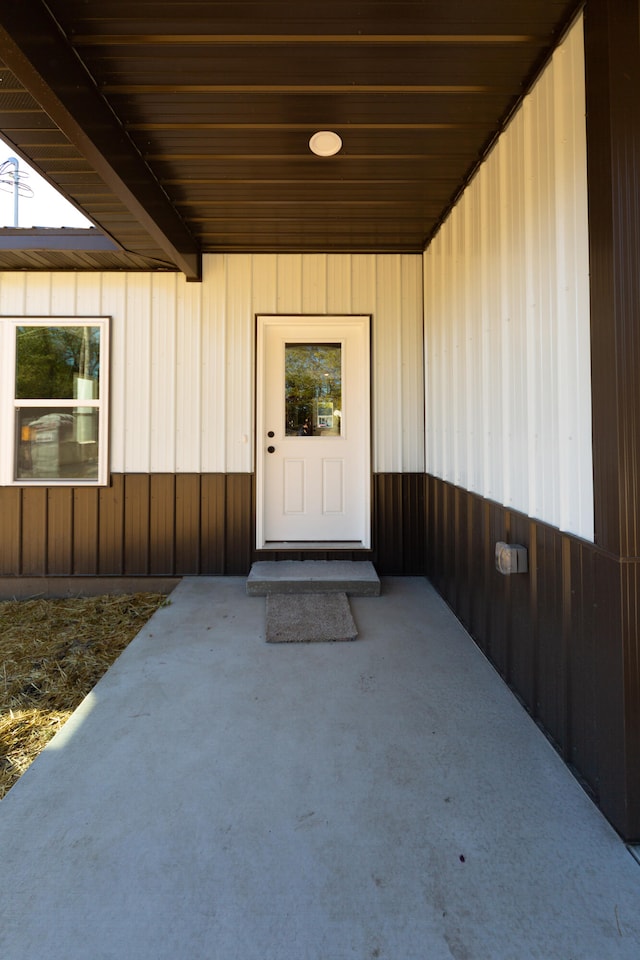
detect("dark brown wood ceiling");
top-left (0, 0), bottom-right (581, 278)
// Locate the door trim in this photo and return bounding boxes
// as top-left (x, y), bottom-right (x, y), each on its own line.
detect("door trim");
top-left (255, 314), bottom-right (371, 550)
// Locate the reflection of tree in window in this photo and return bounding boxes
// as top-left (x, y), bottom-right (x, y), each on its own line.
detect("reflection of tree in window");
top-left (16, 326), bottom-right (100, 400)
top-left (285, 344), bottom-right (341, 436)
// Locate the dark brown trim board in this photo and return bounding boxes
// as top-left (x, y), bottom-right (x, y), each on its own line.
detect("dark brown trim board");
top-left (581, 0), bottom-right (640, 840)
top-left (0, 577), bottom-right (180, 600)
top-left (584, 0), bottom-right (640, 560)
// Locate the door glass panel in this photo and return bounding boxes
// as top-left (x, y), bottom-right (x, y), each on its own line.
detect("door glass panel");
top-left (285, 343), bottom-right (342, 436)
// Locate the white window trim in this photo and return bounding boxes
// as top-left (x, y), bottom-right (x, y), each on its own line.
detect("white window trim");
top-left (0, 316), bottom-right (110, 486)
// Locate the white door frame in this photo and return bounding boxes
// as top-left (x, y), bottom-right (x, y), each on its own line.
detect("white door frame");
top-left (256, 314), bottom-right (371, 549)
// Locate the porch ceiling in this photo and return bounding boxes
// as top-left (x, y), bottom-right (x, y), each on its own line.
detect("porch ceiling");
top-left (0, 0), bottom-right (581, 279)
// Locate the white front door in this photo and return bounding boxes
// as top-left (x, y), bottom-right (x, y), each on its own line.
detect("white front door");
top-left (256, 315), bottom-right (370, 548)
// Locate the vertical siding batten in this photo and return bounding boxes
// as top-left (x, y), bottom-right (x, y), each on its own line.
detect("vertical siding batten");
top-left (252, 254), bottom-right (278, 315)
top-left (47, 487), bottom-right (73, 575)
top-left (101, 273), bottom-right (128, 473)
top-left (150, 274), bottom-right (178, 473)
top-left (276, 253), bottom-right (303, 314)
top-left (149, 474), bottom-right (176, 574)
top-left (123, 274), bottom-right (152, 472)
top-left (201, 255), bottom-right (227, 473)
top-left (24, 271), bottom-right (52, 316)
top-left (301, 254), bottom-right (328, 314)
top-left (450, 201), bottom-right (463, 488)
top-left (51, 270), bottom-right (78, 315)
top-left (327, 254), bottom-right (353, 314)
top-left (124, 473), bottom-right (151, 574)
top-left (374, 255), bottom-right (401, 472)
top-left (463, 182), bottom-right (479, 496)
top-left (0, 488), bottom-right (21, 574)
top-left (176, 276), bottom-right (203, 473)
top-left (226, 254), bottom-right (254, 474)
top-left (560, 22), bottom-right (593, 540)
top-left (73, 486), bottom-right (98, 575)
top-left (75, 271), bottom-right (101, 316)
top-left (497, 133), bottom-right (515, 510)
top-left (0, 272), bottom-right (27, 315)
top-left (505, 112), bottom-right (529, 514)
top-left (401, 255), bottom-right (425, 472)
top-left (21, 488), bottom-right (47, 576)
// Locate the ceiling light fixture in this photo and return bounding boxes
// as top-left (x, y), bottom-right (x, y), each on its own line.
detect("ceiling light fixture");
top-left (309, 131), bottom-right (342, 157)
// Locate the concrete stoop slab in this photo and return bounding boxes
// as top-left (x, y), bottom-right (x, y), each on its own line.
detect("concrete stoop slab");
top-left (246, 560), bottom-right (380, 596)
top-left (266, 592), bottom-right (358, 642)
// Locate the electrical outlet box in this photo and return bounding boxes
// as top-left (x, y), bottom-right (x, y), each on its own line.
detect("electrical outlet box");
top-left (495, 541), bottom-right (528, 575)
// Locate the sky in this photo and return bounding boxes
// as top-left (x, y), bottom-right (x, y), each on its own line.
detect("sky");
top-left (0, 137), bottom-right (92, 229)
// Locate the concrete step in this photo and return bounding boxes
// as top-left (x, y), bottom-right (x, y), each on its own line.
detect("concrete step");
top-left (246, 560), bottom-right (380, 597)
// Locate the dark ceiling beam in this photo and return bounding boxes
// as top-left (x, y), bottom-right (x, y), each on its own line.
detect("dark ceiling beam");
top-left (0, 1), bottom-right (201, 280)
top-left (128, 123), bottom-right (477, 131)
top-left (73, 33), bottom-right (538, 44)
top-left (104, 85), bottom-right (494, 94)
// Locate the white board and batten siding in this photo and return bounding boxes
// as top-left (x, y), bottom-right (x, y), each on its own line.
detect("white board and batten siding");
top-left (424, 15), bottom-right (594, 541)
top-left (0, 254), bottom-right (424, 477)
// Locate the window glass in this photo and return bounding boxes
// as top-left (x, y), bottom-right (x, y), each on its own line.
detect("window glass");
top-left (285, 343), bottom-right (342, 436)
top-left (15, 407), bottom-right (100, 480)
top-left (8, 321), bottom-right (107, 484)
top-left (15, 325), bottom-right (101, 400)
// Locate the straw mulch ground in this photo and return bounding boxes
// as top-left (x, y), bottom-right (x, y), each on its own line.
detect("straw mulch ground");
top-left (0, 593), bottom-right (167, 799)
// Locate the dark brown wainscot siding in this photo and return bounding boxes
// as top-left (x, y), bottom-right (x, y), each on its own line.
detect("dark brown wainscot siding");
top-left (0, 475), bottom-right (254, 580)
top-left (371, 473), bottom-right (426, 576)
top-left (0, 487), bottom-right (21, 575)
top-left (0, 472), bottom-right (425, 580)
top-left (424, 475), bottom-right (639, 841)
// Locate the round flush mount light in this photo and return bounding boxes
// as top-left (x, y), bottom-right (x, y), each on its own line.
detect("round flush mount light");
top-left (309, 130), bottom-right (342, 157)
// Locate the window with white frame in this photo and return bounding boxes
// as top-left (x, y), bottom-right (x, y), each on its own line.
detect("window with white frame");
top-left (0, 317), bottom-right (109, 485)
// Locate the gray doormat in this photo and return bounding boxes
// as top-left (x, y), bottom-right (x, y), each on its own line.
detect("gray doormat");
top-left (266, 592), bottom-right (358, 643)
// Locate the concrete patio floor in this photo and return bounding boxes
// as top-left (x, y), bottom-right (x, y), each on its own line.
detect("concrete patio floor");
top-left (1, 576), bottom-right (639, 960)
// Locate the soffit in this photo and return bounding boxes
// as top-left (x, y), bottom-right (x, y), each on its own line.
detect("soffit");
top-left (0, 1), bottom-right (581, 277)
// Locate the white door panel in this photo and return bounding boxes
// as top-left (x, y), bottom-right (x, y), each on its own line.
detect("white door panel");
top-left (256, 315), bottom-right (370, 547)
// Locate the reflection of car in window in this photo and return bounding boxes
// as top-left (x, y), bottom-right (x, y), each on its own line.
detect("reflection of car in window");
top-left (22, 412), bottom-right (98, 480)
top-left (28, 412), bottom-right (75, 478)
top-left (30, 412), bottom-right (75, 445)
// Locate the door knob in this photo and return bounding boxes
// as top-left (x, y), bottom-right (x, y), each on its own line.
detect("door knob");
top-left (267, 445), bottom-right (276, 454)
top-left (267, 430), bottom-right (275, 438)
